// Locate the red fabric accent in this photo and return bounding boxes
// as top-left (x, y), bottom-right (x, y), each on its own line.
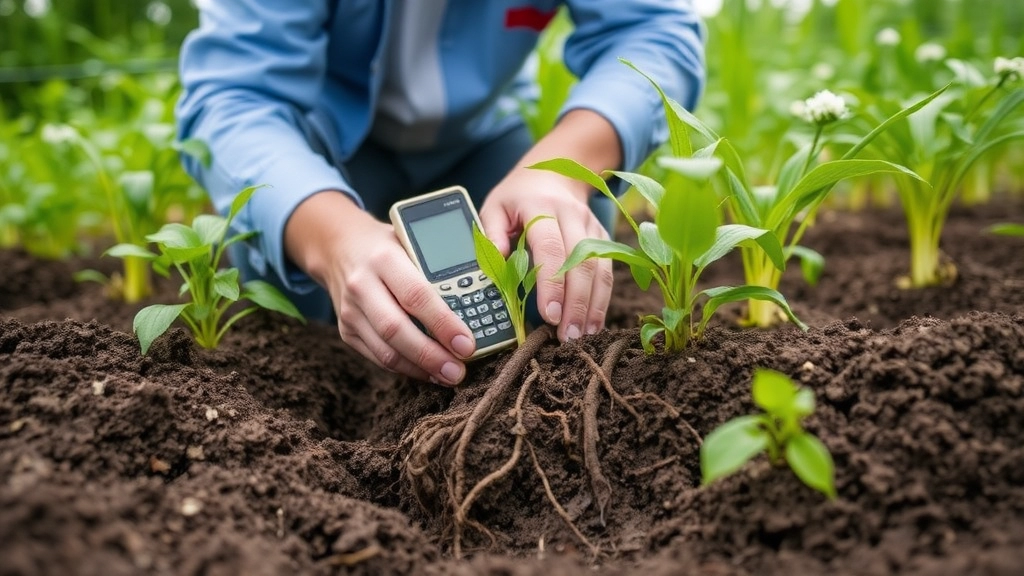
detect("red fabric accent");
top-left (504, 6), bottom-right (557, 32)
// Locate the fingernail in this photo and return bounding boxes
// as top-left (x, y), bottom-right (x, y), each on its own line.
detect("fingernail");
top-left (566, 324), bottom-right (581, 341)
top-left (440, 362), bottom-right (462, 384)
top-left (546, 302), bottom-right (562, 324)
top-left (586, 323), bottom-right (601, 335)
top-left (451, 334), bottom-right (474, 358)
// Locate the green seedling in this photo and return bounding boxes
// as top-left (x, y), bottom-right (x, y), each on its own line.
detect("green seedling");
top-left (531, 155), bottom-right (805, 354)
top-left (988, 223), bottom-right (1024, 236)
top-left (856, 58), bottom-right (1024, 288)
top-left (624, 58), bottom-right (934, 326)
top-left (519, 7), bottom-right (576, 142)
top-left (472, 215), bottom-right (551, 345)
top-left (108, 185), bottom-right (304, 354)
top-left (701, 368), bottom-right (836, 499)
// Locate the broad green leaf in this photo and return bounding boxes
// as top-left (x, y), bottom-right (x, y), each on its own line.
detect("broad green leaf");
top-left (697, 285), bottom-right (807, 335)
top-left (793, 388), bottom-right (816, 418)
top-left (701, 415), bottom-right (770, 485)
top-left (638, 222), bottom-right (672, 266)
top-left (72, 269), bottom-right (109, 285)
top-left (842, 84), bottom-right (952, 160)
top-left (119, 171), bottom-right (154, 214)
top-left (508, 249), bottom-right (529, 284)
top-left (696, 138), bottom-right (752, 199)
top-left (785, 432), bottom-right (836, 499)
top-left (751, 369), bottom-right (799, 415)
top-left (694, 225), bottom-right (784, 272)
top-left (527, 158), bottom-right (613, 198)
top-left (656, 185), bottom-right (721, 264)
top-left (657, 157), bottom-right (723, 183)
top-left (785, 245), bottom-right (825, 286)
top-left (192, 214), bottom-right (228, 246)
top-left (907, 93), bottom-right (957, 157)
top-left (988, 223), bottom-right (1024, 236)
top-left (630, 264), bottom-right (654, 291)
top-left (620, 58), bottom-right (696, 156)
top-left (242, 280), bottom-right (305, 321)
top-left (608, 170), bottom-right (664, 210)
top-left (523, 265), bottom-right (539, 295)
top-left (556, 238), bottom-right (655, 276)
top-left (134, 303), bottom-right (188, 355)
top-left (639, 321), bottom-right (664, 355)
top-left (228, 185), bottom-right (264, 223)
top-left (473, 222), bottom-right (509, 288)
top-left (146, 223), bottom-right (203, 250)
top-left (174, 138), bottom-right (212, 168)
top-left (221, 229), bottom-right (259, 252)
top-left (213, 268), bottom-right (240, 302)
top-left (661, 306), bottom-right (686, 332)
top-left (104, 243), bottom-right (157, 260)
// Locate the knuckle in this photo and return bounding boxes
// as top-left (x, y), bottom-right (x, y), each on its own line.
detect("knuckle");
top-left (378, 316), bottom-right (402, 344)
top-left (377, 348), bottom-right (401, 371)
top-left (401, 283), bottom-right (435, 312)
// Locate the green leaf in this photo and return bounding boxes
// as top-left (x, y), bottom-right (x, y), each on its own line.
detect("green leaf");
top-left (620, 58), bottom-right (697, 156)
top-left (988, 223), bottom-right (1024, 237)
top-left (192, 214), bottom-right (228, 246)
top-left (785, 432), bottom-right (836, 499)
top-left (630, 264), bottom-right (654, 291)
top-left (119, 171), bottom-right (154, 214)
top-left (793, 388), bottom-right (816, 418)
top-left (608, 170), bottom-right (664, 211)
top-left (72, 269), bottom-right (109, 285)
top-left (104, 243), bottom-right (157, 260)
top-left (657, 157), bottom-right (724, 182)
top-left (174, 138), bottom-right (212, 168)
top-left (638, 222), bottom-right (673, 266)
top-left (657, 185), bottom-right (721, 264)
top-left (473, 221), bottom-right (509, 287)
top-left (228, 185), bottom-right (263, 224)
top-left (241, 280), bottom-right (305, 321)
top-left (134, 303), bottom-right (188, 355)
top-left (146, 223), bottom-right (204, 250)
top-left (556, 238), bottom-right (655, 276)
top-left (694, 225), bottom-right (784, 272)
top-left (213, 268), bottom-right (240, 302)
top-left (698, 285), bottom-right (807, 335)
top-left (639, 321), bottom-right (664, 355)
top-left (523, 265), bottom-right (539, 295)
top-left (701, 415), bottom-right (770, 485)
top-left (842, 84), bottom-right (952, 160)
top-left (661, 306), bottom-right (686, 332)
top-left (751, 369), bottom-right (799, 415)
top-left (527, 158), bottom-right (613, 198)
top-left (786, 245), bottom-right (825, 286)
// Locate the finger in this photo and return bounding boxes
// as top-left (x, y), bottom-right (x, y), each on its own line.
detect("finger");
top-left (381, 263), bottom-right (477, 361)
top-left (363, 302), bottom-right (467, 386)
top-left (585, 245), bottom-right (614, 335)
top-left (478, 202), bottom-right (514, 257)
top-left (525, 216), bottom-right (567, 327)
top-left (556, 215), bottom-right (598, 341)
top-left (340, 325), bottom-right (431, 382)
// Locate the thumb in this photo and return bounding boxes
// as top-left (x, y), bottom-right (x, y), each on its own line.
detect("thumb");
top-left (479, 204), bottom-right (514, 257)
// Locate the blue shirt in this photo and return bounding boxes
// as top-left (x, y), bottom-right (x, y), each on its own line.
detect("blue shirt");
top-left (175, 0), bottom-right (705, 291)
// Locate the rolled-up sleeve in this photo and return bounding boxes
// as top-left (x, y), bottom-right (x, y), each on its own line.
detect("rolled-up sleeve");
top-left (175, 0), bottom-right (359, 291)
top-left (561, 0), bottom-right (706, 175)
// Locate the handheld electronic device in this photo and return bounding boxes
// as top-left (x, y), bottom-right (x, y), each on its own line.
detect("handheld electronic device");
top-left (389, 186), bottom-right (518, 360)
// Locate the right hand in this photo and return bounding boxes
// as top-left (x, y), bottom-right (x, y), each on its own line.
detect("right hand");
top-left (285, 191), bottom-right (476, 385)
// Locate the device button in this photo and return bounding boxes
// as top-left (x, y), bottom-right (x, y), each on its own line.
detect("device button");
top-left (444, 296), bottom-right (460, 309)
top-left (491, 299), bottom-right (504, 310)
top-left (465, 307), bottom-right (478, 318)
top-left (484, 326), bottom-right (498, 337)
top-left (474, 330), bottom-right (485, 339)
top-left (478, 273), bottom-right (487, 281)
top-left (480, 315), bottom-right (493, 326)
top-left (460, 295), bottom-right (473, 307)
top-left (454, 310), bottom-right (464, 319)
top-left (494, 311), bottom-right (508, 321)
top-left (485, 286), bottom-right (499, 299)
top-left (468, 319), bottom-right (482, 330)
top-left (472, 290), bottom-right (486, 303)
top-left (476, 304), bottom-right (489, 315)
top-left (457, 276), bottom-right (473, 288)
top-left (497, 321), bottom-right (512, 331)
top-left (440, 283), bottom-right (452, 291)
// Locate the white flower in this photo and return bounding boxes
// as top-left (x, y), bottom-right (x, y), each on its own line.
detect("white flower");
top-left (994, 56), bottom-right (1024, 79)
top-left (812, 62), bottom-right (835, 81)
top-left (0, 0), bottom-right (16, 17)
top-left (41, 124), bottom-right (78, 146)
top-left (146, 1), bottom-right (172, 26)
top-left (23, 0), bottom-right (50, 18)
top-left (915, 43), bottom-right (947, 64)
top-left (796, 90), bottom-right (849, 125)
top-left (875, 27), bottom-right (901, 47)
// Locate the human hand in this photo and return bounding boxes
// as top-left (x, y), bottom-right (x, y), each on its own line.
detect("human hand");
top-left (285, 191), bottom-right (475, 385)
top-left (479, 167), bottom-right (613, 342)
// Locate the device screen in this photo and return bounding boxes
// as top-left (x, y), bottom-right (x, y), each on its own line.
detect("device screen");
top-left (408, 209), bottom-right (476, 275)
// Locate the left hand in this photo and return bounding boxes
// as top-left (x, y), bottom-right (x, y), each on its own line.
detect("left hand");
top-left (479, 166), bottom-right (613, 342)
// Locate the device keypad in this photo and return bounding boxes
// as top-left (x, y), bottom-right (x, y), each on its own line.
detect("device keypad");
top-left (442, 279), bottom-right (516, 341)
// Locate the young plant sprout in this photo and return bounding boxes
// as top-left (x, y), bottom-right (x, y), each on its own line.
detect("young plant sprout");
top-left (472, 215), bottom-right (550, 345)
top-left (623, 59), bottom-right (934, 326)
top-left (108, 185), bottom-right (304, 354)
top-left (988, 223), bottom-right (1024, 237)
top-left (862, 57), bottom-right (1024, 287)
top-left (701, 368), bottom-right (836, 499)
top-left (530, 155), bottom-right (805, 354)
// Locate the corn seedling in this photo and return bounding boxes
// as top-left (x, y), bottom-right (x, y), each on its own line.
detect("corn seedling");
top-left (472, 215), bottom-right (550, 345)
top-left (701, 368), bottom-right (836, 499)
top-left (108, 185), bottom-right (304, 354)
top-left (531, 155), bottom-right (805, 354)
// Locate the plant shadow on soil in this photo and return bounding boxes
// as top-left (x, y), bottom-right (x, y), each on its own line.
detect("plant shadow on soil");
top-left (1, 201), bottom-right (1024, 575)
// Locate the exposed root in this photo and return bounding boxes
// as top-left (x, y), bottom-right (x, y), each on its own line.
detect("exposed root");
top-left (526, 440), bottom-right (599, 559)
top-left (454, 362), bottom-right (540, 555)
top-left (532, 408), bottom-right (573, 452)
top-left (581, 338), bottom-right (629, 527)
top-left (580, 345), bottom-right (641, 423)
top-left (625, 393), bottom-right (702, 446)
top-left (626, 455), bottom-right (679, 478)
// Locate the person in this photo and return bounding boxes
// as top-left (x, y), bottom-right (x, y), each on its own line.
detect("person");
top-left (175, 1), bottom-right (705, 386)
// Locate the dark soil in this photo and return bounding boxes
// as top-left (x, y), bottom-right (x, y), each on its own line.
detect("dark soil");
top-left (2, 200), bottom-right (1023, 575)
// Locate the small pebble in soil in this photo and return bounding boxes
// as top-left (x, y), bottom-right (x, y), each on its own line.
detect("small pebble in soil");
top-left (180, 497), bottom-right (202, 517)
top-left (802, 361), bottom-right (816, 372)
top-left (686, 357), bottom-right (696, 363)
top-left (205, 407), bottom-right (219, 421)
top-left (91, 379), bottom-right (105, 396)
top-left (186, 445), bottom-right (205, 460)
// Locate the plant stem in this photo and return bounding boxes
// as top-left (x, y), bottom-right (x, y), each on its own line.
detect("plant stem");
top-left (907, 206), bottom-right (941, 287)
top-left (800, 126), bottom-right (823, 180)
top-left (121, 254), bottom-right (152, 303)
